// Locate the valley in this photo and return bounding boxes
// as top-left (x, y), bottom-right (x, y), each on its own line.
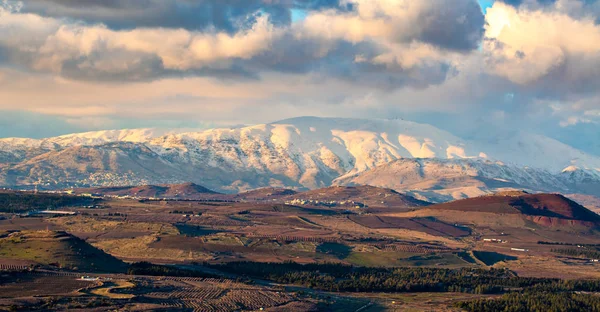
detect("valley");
top-left (5, 0), bottom-right (600, 310)
top-left (2, 185), bottom-right (600, 310)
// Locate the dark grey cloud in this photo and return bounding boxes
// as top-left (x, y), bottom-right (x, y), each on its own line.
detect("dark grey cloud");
top-left (59, 50), bottom-right (169, 82)
top-left (19, 0), bottom-right (282, 32)
top-left (17, 0), bottom-right (351, 32)
top-left (406, 0), bottom-right (485, 51)
top-left (257, 37), bottom-right (450, 89)
top-left (526, 54), bottom-right (600, 99)
top-left (57, 53), bottom-right (261, 82)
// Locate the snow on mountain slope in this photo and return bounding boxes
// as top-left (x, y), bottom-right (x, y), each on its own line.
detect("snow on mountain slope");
top-left (1, 117), bottom-right (600, 197)
top-left (47, 128), bottom-right (168, 146)
top-left (558, 166), bottom-right (600, 196)
top-left (333, 158), bottom-right (573, 202)
top-left (0, 128), bottom-right (189, 163)
top-left (0, 128), bottom-right (186, 148)
top-left (141, 117), bottom-right (482, 189)
top-left (0, 142), bottom-right (192, 187)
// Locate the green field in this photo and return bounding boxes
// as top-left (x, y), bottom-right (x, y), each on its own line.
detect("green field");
top-left (0, 230), bottom-right (127, 272)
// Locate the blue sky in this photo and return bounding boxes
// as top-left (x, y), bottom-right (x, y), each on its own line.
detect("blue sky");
top-left (291, 9), bottom-right (308, 23)
top-left (478, 0), bottom-right (495, 13)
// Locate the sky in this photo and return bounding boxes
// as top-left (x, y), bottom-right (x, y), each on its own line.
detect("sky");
top-left (0, 0), bottom-right (599, 155)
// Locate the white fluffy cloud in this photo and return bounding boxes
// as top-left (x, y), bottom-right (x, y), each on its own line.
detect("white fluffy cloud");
top-left (0, 9), bottom-right (282, 79)
top-left (303, 0), bottom-right (483, 50)
top-left (484, 2), bottom-right (600, 90)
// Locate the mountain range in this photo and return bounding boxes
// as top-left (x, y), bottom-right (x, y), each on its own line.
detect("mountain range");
top-left (1, 116), bottom-right (599, 202)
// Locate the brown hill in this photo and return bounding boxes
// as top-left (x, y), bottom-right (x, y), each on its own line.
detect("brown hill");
top-left (567, 194), bottom-right (600, 214)
top-left (283, 185), bottom-right (430, 209)
top-left (426, 193), bottom-right (600, 227)
top-left (234, 187), bottom-right (298, 201)
top-left (78, 182), bottom-right (219, 199)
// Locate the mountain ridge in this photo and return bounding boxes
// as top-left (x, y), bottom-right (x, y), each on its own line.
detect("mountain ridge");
top-left (0, 117), bottom-right (599, 202)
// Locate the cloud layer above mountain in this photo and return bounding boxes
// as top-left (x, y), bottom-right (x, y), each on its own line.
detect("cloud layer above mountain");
top-left (0, 0), bottom-right (599, 156)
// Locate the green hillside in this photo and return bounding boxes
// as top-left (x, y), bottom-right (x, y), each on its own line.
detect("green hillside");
top-left (0, 230), bottom-right (127, 272)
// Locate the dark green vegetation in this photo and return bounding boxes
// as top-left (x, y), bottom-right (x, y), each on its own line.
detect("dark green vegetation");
top-left (552, 248), bottom-right (600, 259)
top-left (315, 242), bottom-right (352, 259)
top-left (174, 224), bottom-right (221, 237)
top-left (0, 192), bottom-right (97, 213)
top-left (538, 241), bottom-right (600, 247)
top-left (472, 251), bottom-right (517, 266)
top-left (455, 292), bottom-right (600, 312)
top-left (127, 262), bottom-right (217, 278)
top-left (539, 241), bottom-right (600, 247)
top-left (456, 251), bottom-right (477, 264)
top-left (208, 261), bottom-right (600, 294)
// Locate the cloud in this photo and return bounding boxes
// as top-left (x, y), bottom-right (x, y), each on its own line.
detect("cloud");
top-left (483, 1), bottom-right (600, 96)
top-left (18, 0), bottom-right (290, 32)
top-left (301, 0), bottom-right (484, 51)
top-left (0, 0), bottom-right (599, 158)
top-left (0, 10), bottom-right (281, 81)
top-left (0, 0), bottom-right (484, 87)
top-left (498, 0), bottom-right (600, 27)
top-left (17, 0), bottom-right (356, 33)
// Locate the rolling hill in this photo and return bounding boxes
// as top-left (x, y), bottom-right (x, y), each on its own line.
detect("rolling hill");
top-left (233, 187), bottom-right (298, 201)
top-left (0, 230), bottom-right (128, 272)
top-left (77, 182), bottom-right (219, 199)
top-left (77, 183), bottom-right (428, 209)
top-left (409, 193), bottom-right (600, 228)
top-left (280, 185), bottom-right (430, 209)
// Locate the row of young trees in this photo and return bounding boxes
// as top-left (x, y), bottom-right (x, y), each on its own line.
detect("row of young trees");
top-left (538, 241), bottom-right (600, 247)
top-left (552, 248), bottom-right (600, 259)
top-left (455, 291), bottom-right (600, 312)
top-left (127, 262), bottom-right (217, 278)
top-left (0, 193), bottom-right (92, 213)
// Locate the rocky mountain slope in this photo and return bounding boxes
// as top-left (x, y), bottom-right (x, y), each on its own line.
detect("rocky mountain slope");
top-left (334, 158), bottom-right (600, 202)
top-left (0, 117), bottom-right (599, 202)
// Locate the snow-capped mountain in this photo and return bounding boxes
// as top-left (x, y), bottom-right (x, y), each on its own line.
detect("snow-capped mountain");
top-left (0, 128), bottom-right (184, 162)
top-left (0, 116), bottom-right (599, 200)
top-left (334, 158), bottom-right (573, 202)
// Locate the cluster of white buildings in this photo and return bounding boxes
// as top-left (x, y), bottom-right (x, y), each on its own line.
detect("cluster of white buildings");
top-left (511, 248), bottom-right (529, 252)
top-left (284, 198), bottom-right (365, 208)
top-left (483, 238), bottom-right (507, 243)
